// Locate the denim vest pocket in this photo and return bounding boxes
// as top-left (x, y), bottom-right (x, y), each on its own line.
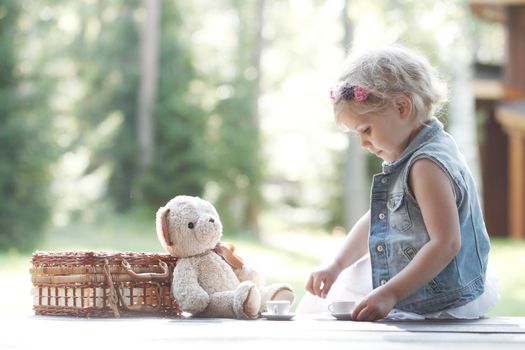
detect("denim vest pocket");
top-left (387, 193), bottom-right (412, 232)
top-left (402, 246), bottom-right (443, 293)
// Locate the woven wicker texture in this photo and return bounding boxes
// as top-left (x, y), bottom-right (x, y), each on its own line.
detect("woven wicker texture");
top-left (31, 251), bottom-right (182, 318)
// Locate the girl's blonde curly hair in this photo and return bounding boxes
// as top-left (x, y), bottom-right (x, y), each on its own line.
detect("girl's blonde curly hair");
top-left (334, 45), bottom-right (447, 127)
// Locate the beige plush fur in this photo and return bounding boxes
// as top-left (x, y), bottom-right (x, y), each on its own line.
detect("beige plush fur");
top-left (156, 195), bottom-right (295, 319)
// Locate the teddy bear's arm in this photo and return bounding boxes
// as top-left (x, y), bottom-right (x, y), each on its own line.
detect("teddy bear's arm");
top-left (172, 260), bottom-right (210, 315)
top-left (233, 266), bottom-right (265, 289)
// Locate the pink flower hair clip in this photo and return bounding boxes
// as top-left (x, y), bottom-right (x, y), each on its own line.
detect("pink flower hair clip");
top-left (329, 84), bottom-right (370, 103)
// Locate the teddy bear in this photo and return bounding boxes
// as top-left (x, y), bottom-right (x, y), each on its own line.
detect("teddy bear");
top-left (156, 195), bottom-right (295, 319)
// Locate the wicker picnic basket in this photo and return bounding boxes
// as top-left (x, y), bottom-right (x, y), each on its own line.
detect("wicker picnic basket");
top-left (30, 251), bottom-right (182, 317)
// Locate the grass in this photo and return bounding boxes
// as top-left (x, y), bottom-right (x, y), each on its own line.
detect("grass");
top-left (2, 212), bottom-right (524, 316)
top-left (486, 238), bottom-right (525, 316)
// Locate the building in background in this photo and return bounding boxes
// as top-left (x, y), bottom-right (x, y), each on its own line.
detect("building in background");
top-left (470, 0), bottom-right (525, 238)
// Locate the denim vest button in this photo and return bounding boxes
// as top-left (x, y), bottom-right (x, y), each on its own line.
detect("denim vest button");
top-left (378, 212), bottom-right (386, 220)
top-left (376, 245), bottom-right (384, 252)
top-left (381, 177), bottom-right (388, 184)
top-left (380, 279), bottom-right (387, 285)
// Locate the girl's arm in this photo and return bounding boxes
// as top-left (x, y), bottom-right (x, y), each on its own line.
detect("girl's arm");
top-left (305, 210), bottom-right (370, 298)
top-left (352, 158), bottom-right (461, 321)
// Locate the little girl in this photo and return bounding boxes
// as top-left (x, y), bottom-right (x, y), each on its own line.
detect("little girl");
top-left (299, 45), bottom-right (499, 321)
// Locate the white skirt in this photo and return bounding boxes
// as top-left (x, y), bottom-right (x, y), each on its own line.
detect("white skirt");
top-left (296, 254), bottom-right (500, 320)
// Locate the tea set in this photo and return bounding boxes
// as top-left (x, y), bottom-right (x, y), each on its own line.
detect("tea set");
top-left (261, 300), bottom-right (356, 321)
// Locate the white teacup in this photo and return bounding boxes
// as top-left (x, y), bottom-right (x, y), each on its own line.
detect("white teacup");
top-left (266, 300), bottom-right (291, 315)
top-left (328, 300), bottom-right (355, 314)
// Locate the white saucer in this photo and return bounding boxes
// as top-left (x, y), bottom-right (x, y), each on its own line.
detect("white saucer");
top-left (331, 313), bottom-right (354, 321)
top-left (261, 312), bottom-right (295, 321)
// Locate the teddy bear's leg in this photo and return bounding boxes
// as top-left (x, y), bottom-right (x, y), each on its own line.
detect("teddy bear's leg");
top-left (233, 281), bottom-right (261, 319)
top-left (202, 281), bottom-right (260, 319)
top-left (172, 280), bottom-right (210, 315)
top-left (199, 290), bottom-right (238, 318)
top-left (259, 283), bottom-right (295, 313)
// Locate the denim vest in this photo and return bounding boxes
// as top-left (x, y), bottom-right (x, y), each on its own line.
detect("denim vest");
top-left (369, 117), bottom-right (490, 314)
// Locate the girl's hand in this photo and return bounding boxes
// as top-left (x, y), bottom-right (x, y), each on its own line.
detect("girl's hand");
top-left (305, 262), bottom-right (343, 298)
top-left (351, 285), bottom-right (399, 321)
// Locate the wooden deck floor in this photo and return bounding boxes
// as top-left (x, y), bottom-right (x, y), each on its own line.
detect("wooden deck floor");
top-left (2, 312), bottom-right (524, 349)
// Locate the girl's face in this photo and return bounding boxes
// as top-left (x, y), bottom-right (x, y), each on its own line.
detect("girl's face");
top-left (338, 97), bottom-right (420, 163)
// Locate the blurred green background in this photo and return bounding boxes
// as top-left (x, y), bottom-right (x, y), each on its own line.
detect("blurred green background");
top-left (1, 0), bottom-right (523, 316)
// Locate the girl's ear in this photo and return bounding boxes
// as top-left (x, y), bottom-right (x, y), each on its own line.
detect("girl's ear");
top-left (394, 94), bottom-right (412, 119)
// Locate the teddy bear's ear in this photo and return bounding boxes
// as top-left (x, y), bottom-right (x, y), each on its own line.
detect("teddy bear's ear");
top-left (157, 207), bottom-right (173, 246)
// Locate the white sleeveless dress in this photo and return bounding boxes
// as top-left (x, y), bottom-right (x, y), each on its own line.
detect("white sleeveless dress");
top-left (296, 254), bottom-right (500, 320)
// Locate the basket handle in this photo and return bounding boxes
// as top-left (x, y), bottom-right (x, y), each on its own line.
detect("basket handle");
top-left (121, 259), bottom-right (169, 281)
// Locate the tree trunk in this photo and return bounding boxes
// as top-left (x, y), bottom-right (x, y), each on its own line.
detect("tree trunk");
top-left (342, 0), bottom-right (368, 230)
top-left (137, 0), bottom-right (160, 168)
top-left (250, 0), bottom-right (264, 128)
top-left (448, 60), bottom-right (482, 198)
top-left (446, 20), bottom-right (482, 202)
top-left (244, 0), bottom-right (265, 237)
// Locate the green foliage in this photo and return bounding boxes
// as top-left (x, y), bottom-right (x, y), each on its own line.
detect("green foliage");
top-left (210, 0), bottom-right (264, 235)
top-left (324, 149), bottom-right (382, 232)
top-left (139, 1), bottom-right (209, 207)
top-left (66, 1), bottom-right (211, 213)
top-left (68, 0), bottom-right (141, 212)
top-left (323, 147), bottom-right (345, 232)
top-left (213, 92), bottom-right (263, 234)
top-left (0, 0), bottom-right (489, 251)
top-left (0, 120), bottom-right (52, 252)
top-left (0, 0), bottom-right (54, 252)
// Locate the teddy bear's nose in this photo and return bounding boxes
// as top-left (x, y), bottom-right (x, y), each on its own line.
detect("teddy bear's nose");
top-left (209, 218), bottom-right (215, 223)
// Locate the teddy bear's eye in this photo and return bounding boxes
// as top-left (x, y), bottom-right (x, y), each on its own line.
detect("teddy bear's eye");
top-left (188, 222), bottom-right (194, 229)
